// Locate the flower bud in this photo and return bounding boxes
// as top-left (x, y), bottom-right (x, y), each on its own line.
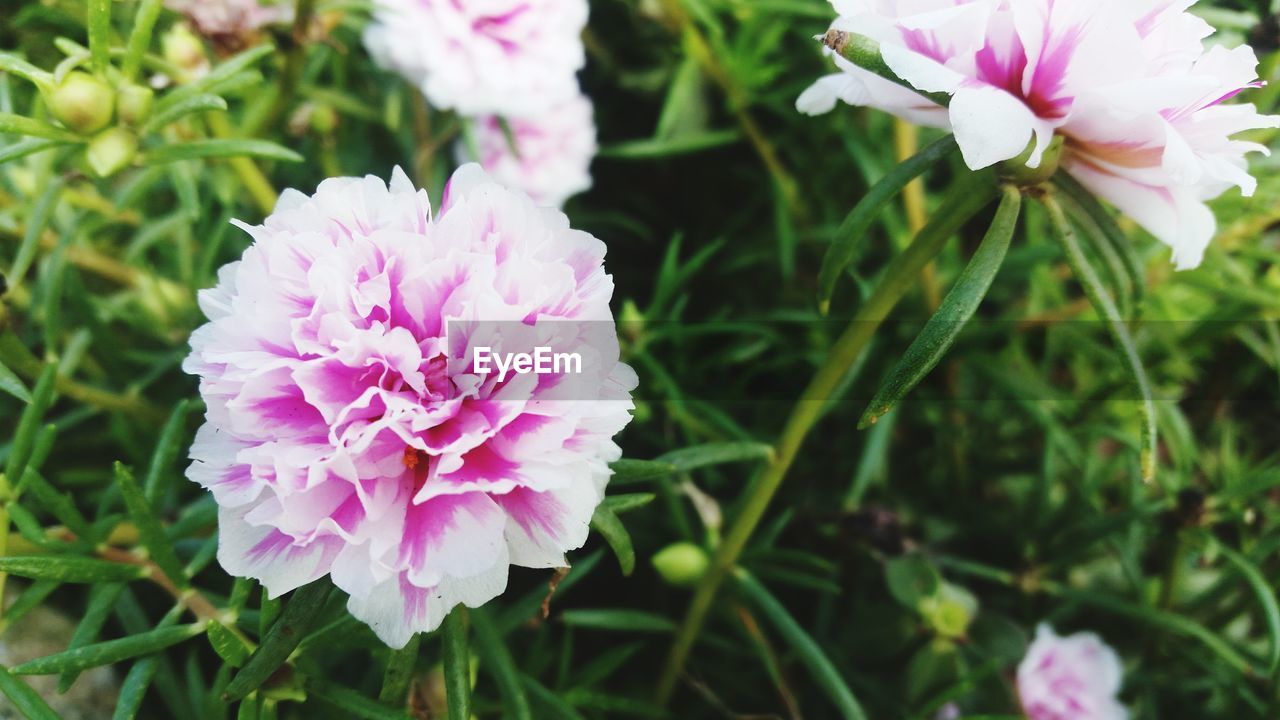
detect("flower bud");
top-left (86, 128), bottom-right (139, 177)
top-left (117, 84), bottom-right (155, 127)
top-left (997, 135), bottom-right (1065, 187)
top-left (311, 104), bottom-right (339, 135)
top-left (163, 23), bottom-right (210, 81)
top-left (651, 542), bottom-right (709, 587)
top-left (46, 72), bottom-right (114, 135)
top-left (919, 582), bottom-right (978, 640)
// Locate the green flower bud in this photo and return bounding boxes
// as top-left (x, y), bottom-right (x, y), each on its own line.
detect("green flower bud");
top-left (117, 84), bottom-right (155, 127)
top-left (997, 135), bottom-right (1065, 187)
top-left (919, 582), bottom-right (978, 640)
top-left (47, 72), bottom-right (115, 135)
top-left (163, 24), bottom-right (209, 80)
top-left (651, 542), bottom-right (709, 587)
top-left (86, 127), bottom-right (138, 177)
top-left (310, 104), bottom-right (339, 135)
top-left (620, 299), bottom-right (645, 345)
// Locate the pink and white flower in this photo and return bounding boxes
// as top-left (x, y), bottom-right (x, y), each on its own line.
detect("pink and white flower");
top-left (798, 0), bottom-right (1280, 269)
top-left (165, 0), bottom-right (291, 38)
top-left (185, 165), bottom-right (636, 648)
top-left (459, 93), bottom-right (597, 208)
top-left (363, 0), bottom-right (588, 117)
top-left (1017, 624), bottom-right (1128, 720)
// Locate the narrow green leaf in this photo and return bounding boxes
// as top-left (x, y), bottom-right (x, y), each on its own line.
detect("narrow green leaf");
top-left (122, 0), bottom-right (164, 81)
top-left (225, 580), bottom-right (332, 701)
top-left (114, 462), bottom-right (188, 587)
top-left (12, 623), bottom-right (204, 675)
top-left (660, 442), bottom-right (774, 472)
top-left (87, 0), bottom-right (112, 72)
top-left (590, 505), bottom-right (635, 576)
top-left (378, 632), bottom-right (421, 707)
top-left (860, 185), bottom-right (1021, 428)
top-left (2, 579), bottom-right (59, 627)
top-left (305, 677), bottom-right (414, 719)
top-left (0, 53), bottom-right (53, 88)
top-left (140, 94), bottom-right (228, 135)
top-left (735, 570), bottom-right (868, 720)
top-left (112, 656), bottom-right (160, 720)
top-left (1217, 543), bottom-right (1280, 674)
top-left (0, 112), bottom-right (82, 142)
top-left (559, 609), bottom-right (675, 633)
top-left (59, 582), bottom-right (127, 692)
top-left (21, 469), bottom-right (95, 541)
top-left (608, 459), bottom-right (678, 484)
top-left (598, 129), bottom-right (741, 159)
top-left (1061, 589), bottom-right (1253, 674)
top-left (601, 493), bottom-right (656, 515)
top-left (817, 135), bottom-right (959, 310)
top-left (0, 358), bottom-right (31, 403)
top-left (0, 555), bottom-right (147, 583)
top-left (1053, 173), bottom-right (1144, 307)
top-left (207, 620), bottom-right (253, 668)
top-left (440, 608), bottom-right (470, 720)
top-left (144, 400), bottom-right (191, 504)
top-left (471, 608), bottom-right (533, 720)
top-left (0, 666), bottom-right (60, 720)
top-left (159, 44), bottom-right (273, 112)
top-left (0, 138), bottom-right (73, 165)
top-left (10, 177), bottom-right (63, 286)
top-left (145, 139), bottom-right (303, 165)
top-left (1042, 191), bottom-right (1157, 482)
top-left (522, 674), bottom-right (589, 720)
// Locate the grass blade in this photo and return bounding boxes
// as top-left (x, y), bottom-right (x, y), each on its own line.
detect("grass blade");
top-left (112, 656), bottom-right (160, 720)
top-left (734, 569), bottom-right (868, 720)
top-left (224, 580), bottom-right (331, 701)
top-left (114, 462), bottom-right (188, 587)
top-left (471, 607), bottom-right (533, 720)
top-left (144, 139), bottom-right (303, 164)
top-left (0, 665), bottom-right (60, 720)
top-left (590, 505), bottom-right (635, 576)
top-left (122, 0), bottom-right (164, 81)
top-left (0, 113), bottom-right (81, 142)
top-left (140, 94), bottom-right (228, 135)
top-left (0, 358), bottom-right (31, 403)
top-left (440, 608), bottom-right (471, 720)
top-left (144, 399), bottom-right (191, 504)
top-left (0, 138), bottom-right (73, 165)
top-left (305, 677), bottom-right (414, 719)
top-left (0, 556), bottom-right (146, 583)
top-left (659, 442), bottom-right (774, 472)
top-left (859, 185), bottom-right (1022, 428)
top-left (817, 135), bottom-right (959, 311)
top-left (1042, 190), bottom-right (1157, 482)
top-left (58, 581), bottom-right (126, 691)
top-left (0, 53), bottom-right (53, 88)
top-left (12, 624), bottom-right (204, 675)
top-left (1217, 543), bottom-right (1280, 674)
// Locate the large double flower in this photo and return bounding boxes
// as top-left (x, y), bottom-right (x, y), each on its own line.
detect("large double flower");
top-left (185, 166), bottom-right (635, 647)
top-left (800, 0), bottom-right (1279, 269)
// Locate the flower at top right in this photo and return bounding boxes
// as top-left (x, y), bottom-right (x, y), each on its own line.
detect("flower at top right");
top-left (798, 0), bottom-right (1280, 270)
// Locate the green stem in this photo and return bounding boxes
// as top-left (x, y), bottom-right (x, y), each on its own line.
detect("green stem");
top-left (654, 173), bottom-right (998, 705)
top-left (441, 607), bottom-right (471, 720)
top-left (1040, 190), bottom-right (1158, 482)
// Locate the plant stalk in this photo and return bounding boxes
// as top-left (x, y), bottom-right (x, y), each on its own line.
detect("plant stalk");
top-left (655, 175), bottom-right (998, 704)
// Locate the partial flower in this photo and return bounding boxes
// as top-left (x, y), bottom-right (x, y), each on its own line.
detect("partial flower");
top-left (798, 0), bottom-right (1280, 269)
top-left (1017, 624), bottom-right (1128, 720)
top-left (165, 0), bottom-right (292, 39)
top-left (363, 0), bottom-right (588, 117)
top-left (458, 94), bottom-right (597, 208)
top-left (185, 165), bottom-right (636, 648)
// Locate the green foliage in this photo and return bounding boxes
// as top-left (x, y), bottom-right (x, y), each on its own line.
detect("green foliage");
top-left (0, 0), bottom-right (1277, 719)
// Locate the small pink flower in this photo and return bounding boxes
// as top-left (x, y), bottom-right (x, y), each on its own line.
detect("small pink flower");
top-left (799, 0), bottom-right (1280, 269)
top-left (185, 165), bottom-right (636, 647)
top-left (1017, 624), bottom-right (1128, 720)
top-left (166, 0), bottom-right (291, 38)
top-left (459, 93), bottom-right (597, 208)
top-left (363, 0), bottom-right (588, 117)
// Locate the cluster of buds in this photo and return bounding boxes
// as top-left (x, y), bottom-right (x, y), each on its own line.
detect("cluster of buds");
top-left (35, 23), bottom-right (213, 178)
